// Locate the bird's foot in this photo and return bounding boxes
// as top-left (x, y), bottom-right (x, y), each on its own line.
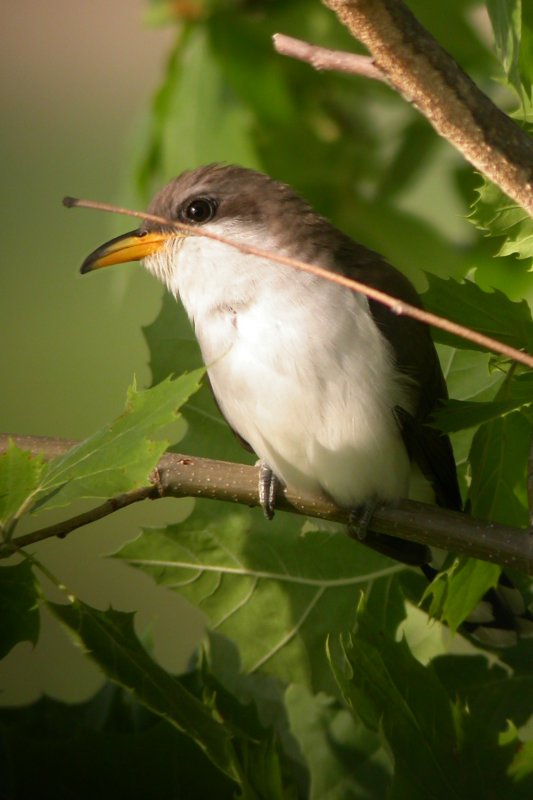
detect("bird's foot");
top-left (348, 499), bottom-right (430, 566)
top-left (257, 461), bottom-right (280, 520)
top-left (348, 500), bottom-right (378, 540)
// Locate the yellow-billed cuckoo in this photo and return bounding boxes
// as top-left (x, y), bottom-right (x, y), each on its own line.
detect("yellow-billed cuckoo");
top-left (81, 164), bottom-right (461, 568)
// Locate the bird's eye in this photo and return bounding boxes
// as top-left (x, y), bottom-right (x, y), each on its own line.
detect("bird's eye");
top-left (183, 197), bottom-right (217, 224)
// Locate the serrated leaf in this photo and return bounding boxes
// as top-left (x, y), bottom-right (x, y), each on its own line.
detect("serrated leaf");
top-left (328, 613), bottom-right (469, 800)
top-left (487, 0), bottom-right (523, 96)
top-left (328, 610), bottom-right (531, 799)
top-left (423, 274), bottom-right (533, 352)
top-left (423, 557), bottom-right (501, 632)
top-left (0, 561), bottom-right (40, 659)
top-left (434, 371), bottom-right (533, 433)
top-left (431, 654), bottom-right (533, 797)
top-left (200, 664), bottom-right (294, 800)
top-left (285, 683), bottom-right (390, 800)
top-left (115, 507), bottom-right (405, 693)
top-left (470, 178), bottom-right (533, 265)
top-left (34, 372), bottom-right (203, 511)
top-left (469, 409), bottom-right (531, 526)
top-left (0, 442), bottom-right (45, 527)
top-left (47, 598), bottom-right (238, 783)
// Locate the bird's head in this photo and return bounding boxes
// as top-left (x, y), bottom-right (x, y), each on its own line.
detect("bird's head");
top-left (80, 164), bottom-right (316, 291)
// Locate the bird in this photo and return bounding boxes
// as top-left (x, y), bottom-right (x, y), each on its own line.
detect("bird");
top-left (79, 163), bottom-right (533, 646)
top-left (80, 163), bottom-right (462, 568)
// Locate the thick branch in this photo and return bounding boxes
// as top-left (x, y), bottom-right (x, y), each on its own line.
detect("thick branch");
top-left (307, 0), bottom-right (533, 217)
top-left (2, 434), bottom-right (532, 575)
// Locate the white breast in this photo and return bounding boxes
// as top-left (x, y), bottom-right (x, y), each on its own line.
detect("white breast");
top-left (145, 228), bottom-right (414, 508)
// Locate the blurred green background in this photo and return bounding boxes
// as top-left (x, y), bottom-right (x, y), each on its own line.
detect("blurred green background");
top-left (0, 0), bottom-right (205, 705)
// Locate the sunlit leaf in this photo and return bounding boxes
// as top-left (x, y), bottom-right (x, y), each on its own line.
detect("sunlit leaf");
top-left (470, 178), bottom-right (533, 266)
top-left (423, 274), bottom-right (533, 351)
top-left (115, 507), bottom-right (405, 692)
top-left (469, 409), bottom-right (531, 526)
top-left (34, 372), bottom-right (203, 511)
top-left (0, 442), bottom-right (45, 527)
top-left (423, 557), bottom-right (501, 632)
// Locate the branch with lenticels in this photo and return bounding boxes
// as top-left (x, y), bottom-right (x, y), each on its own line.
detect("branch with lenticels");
top-left (274, 0), bottom-right (533, 218)
top-left (1, 434), bottom-right (531, 575)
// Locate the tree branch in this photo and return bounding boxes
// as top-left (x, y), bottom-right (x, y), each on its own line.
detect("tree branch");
top-left (277, 0), bottom-right (533, 217)
top-left (65, 198), bottom-right (533, 369)
top-left (1, 434), bottom-right (532, 575)
top-left (273, 33), bottom-right (387, 82)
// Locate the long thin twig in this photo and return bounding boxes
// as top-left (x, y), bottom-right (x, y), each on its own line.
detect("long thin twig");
top-left (63, 197), bottom-right (533, 369)
top-left (320, 0), bottom-right (533, 217)
top-left (273, 33), bottom-right (387, 81)
top-left (1, 434), bottom-right (532, 575)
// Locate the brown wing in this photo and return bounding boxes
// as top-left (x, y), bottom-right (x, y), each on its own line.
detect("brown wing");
top-left (338, 242), bottom-right (462, 512)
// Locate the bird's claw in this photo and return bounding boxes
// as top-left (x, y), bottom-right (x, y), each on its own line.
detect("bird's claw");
top-left (258, 462), bottom-right (279, 520)
top-left (348, 501), bottom-right (377, 540)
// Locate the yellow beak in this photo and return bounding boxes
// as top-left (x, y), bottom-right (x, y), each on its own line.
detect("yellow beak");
top-left (80, 229), bottom-right (174, 274)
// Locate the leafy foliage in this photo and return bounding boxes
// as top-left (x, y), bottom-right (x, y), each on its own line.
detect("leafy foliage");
top-left (116, 508), bottom-right (405, 692)
top-left (2, 1), bottom-right (533, 798)
top-left (471, 178), bottom-right (533, 265)
top-left (329, 608), bottom-right (533, 799)
top-left (48, 599), bottom-right (240, 784)
top-left (0, 372), bottom-right (203, 542)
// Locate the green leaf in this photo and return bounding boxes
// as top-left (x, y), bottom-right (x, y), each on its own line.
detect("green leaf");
top-left (143, 293), bottom-right (244, 461)
top-left (509, 739), bottom-right (533, 783)
top-left (115, 507), bottom-right (405, 693)
top-left (0, 442), bottom-right (45, 527)
top-left (470, 178), bottom-right (533, 265)
top-left (285, 683), bottom-right (390, 799)
top-left (422, 274), bottom-right (533, 352)
top-left (434, 371), bottom-right (533, 433)
top-left (437, 345), bottom-right (505, 490)
top-left (438, 346), bottom-right (505, 404)
top-left (328, 609), bottom-right (531, 799)
top-left (328, 613), bottom-right (469, 800)
top-left (423, 557), bottom-right (501, 632)
top-left (469, 408), bottom-right (532, 525)
top-left (35, 371), bottom-right (203, 511)
top-left (137, 25), bottom-right (259, 198)
top-left (434, 397), bottom-right (517, 433)
top-left (0, 561), bottom-right (39, 659)
top-left (519, 5), bottom-right (533, 93)
top-left (200, 662), bottom-right (296, 800)
top-left (486, 0), bottom-right (524, 96)
top-left (47, 598), bottom-right (239, 783)
top-left (433, 654), bottom-right (533, 732)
